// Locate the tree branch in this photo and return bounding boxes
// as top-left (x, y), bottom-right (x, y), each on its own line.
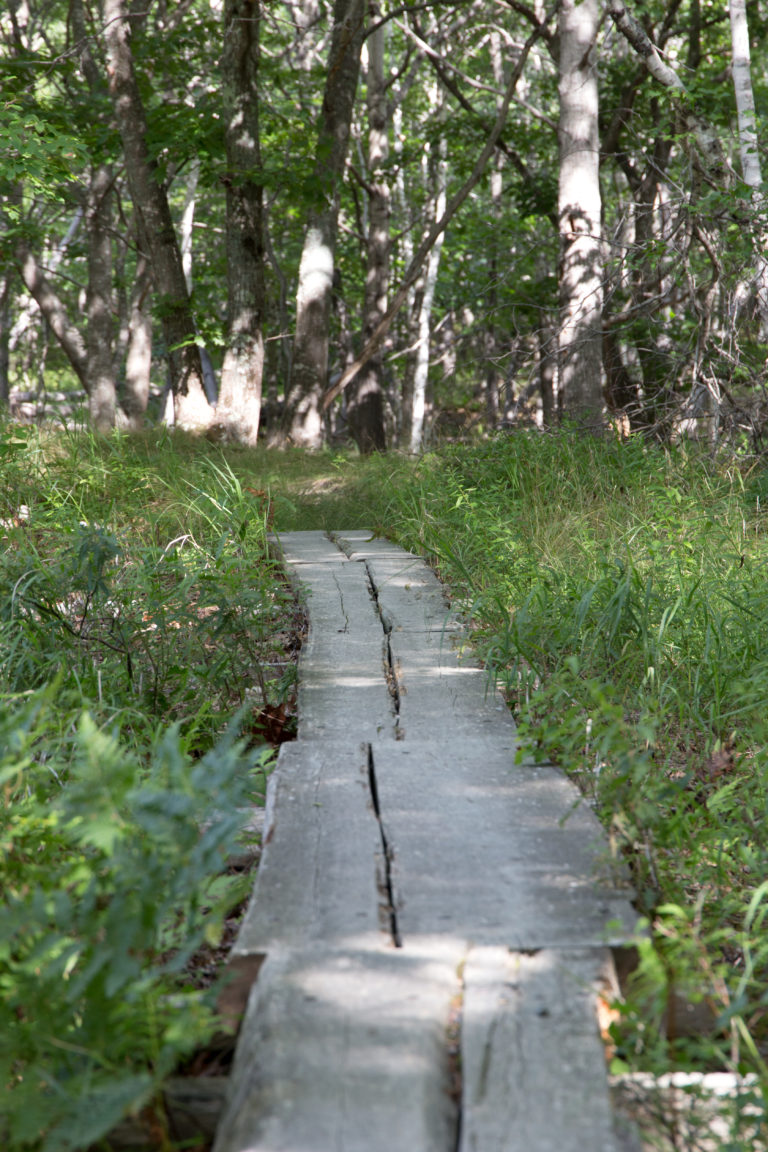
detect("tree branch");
top-left (606, 0), bottom-right (732, 182)
top-left (15, 244), bottom-right (90, 391)
top-left (320, 23), bottom-right (542, 412)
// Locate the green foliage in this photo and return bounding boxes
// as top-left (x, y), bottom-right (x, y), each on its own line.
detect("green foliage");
top-left (0, 695), bottom-right (265, 1152)
top-left (0, 426), bottom-right (296, 1151)
top-left (0, 102), bottom-right (89, 208)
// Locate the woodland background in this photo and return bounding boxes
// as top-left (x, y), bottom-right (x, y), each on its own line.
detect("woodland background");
top-left (2, 0), bottom-right (768, 452)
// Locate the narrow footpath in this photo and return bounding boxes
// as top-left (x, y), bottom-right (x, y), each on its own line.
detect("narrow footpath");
top-left (213, 530), bottom-right (639, 1152)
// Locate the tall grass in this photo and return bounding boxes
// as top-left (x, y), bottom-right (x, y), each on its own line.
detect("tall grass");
top-left (6, 422), bottom-right (768, 1147)
top-left (351, 431), bottom-right (768, 1100)
top-left (0, 426), bottom-right (297, 1151)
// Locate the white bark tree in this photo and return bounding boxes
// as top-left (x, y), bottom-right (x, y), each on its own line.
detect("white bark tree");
top-left (347, 3), bottom-right (389, 453)
top-left (282, 0), bottom-right (366, 447)
top-left (409, 129), bottom-right (447, 453)
top-left (84, 165), bottom-right (117, 431)
top-left (121, 253), bottom-right (152, 430)
top-left (557, 0), bottom-right (604, 428)
top-left (729, 0), bottom-right (768, 333)
top-left (102, 0), bottom-right (213, 431)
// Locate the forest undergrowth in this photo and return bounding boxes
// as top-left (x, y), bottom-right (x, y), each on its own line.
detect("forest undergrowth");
top-left (0, 425), bottom-right (301, 1152)
top-left (359, 429), bottom-right (768, 1149)
top-left (4, 422), bottom-right (768, 1150)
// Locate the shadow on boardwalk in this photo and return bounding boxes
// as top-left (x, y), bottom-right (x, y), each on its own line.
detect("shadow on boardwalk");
top-left (213, 531), bottom-right (640, 1152)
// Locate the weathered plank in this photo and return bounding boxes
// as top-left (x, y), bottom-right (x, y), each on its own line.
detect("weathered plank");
top-left (370, 738), bottom-right (635, 948)
top-left (333, 529), bottom-right (461, 637)
top-left (234, 742), bottom-right (384, 955)
top-left (214, 939), bottom-right (462, 1152)
top-left (388, 633), bottom-right (518, 739)
top-left (293, 639), bottom-right (394, 741)
top-left (331, 530), bottom-right (517, 739)
top-left (459, 946), bottom-right (620, 1152)
top-left (272, 532), bottom-right (396, 739)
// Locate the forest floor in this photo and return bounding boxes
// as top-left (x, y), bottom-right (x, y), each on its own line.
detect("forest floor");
top-left (2, 424), bottom-right (768, 1150)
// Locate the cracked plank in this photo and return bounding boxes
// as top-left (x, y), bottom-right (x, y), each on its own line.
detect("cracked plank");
top-left (333, 531), bottom-right (461, 637)
top-left (387, 633), bottom-right (517, 740)
top-left (372, 739), bottom-right (636, 948)
top-left (294, 637), bottom-right (395, 741)
top-left (273, 533), bottom-right (397, 740)
top-left (233, 742), bottom-right (384, 956)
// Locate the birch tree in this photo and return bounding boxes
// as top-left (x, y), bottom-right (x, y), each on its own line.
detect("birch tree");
top-left (557, 0), bottom-right (604, 428)
top-left (84, 165), bottom-right (117, 431)
top-left (119, 253), bottom-right (153, 430)
top-left (102, 0), bottom-right (213, 431)
top-left (729, 0), bottom-right (768, 334)
top-left (406, 123), bottom-right (447, 453)
top-left (347, 3), bottom-right (389, 453)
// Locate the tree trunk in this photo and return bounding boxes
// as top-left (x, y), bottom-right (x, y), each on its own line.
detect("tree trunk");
top-left (557, 0), bottom-right (604, 429)
top-left (392, 98), bottom-right (416, 447)
top-left (70, 0), bottom-right (119, 429)
top-left (122, 252), bottom-right (153, 429)
top-left (729, 0), bottom-right (768, 334)
top-left (538, 324), bottom-right (557, 428)
top-left (348, 3), bottom-right (388, 454)
top-left (102, 0), bottom-right (212, 431)
top-left (179, 159), bottom-right (200, 295)
top-left (85, 165), bottom-right (117, 431)
top-left (0, 276), bottom-right (10, 406)
top-left (15, 245), bottom-right (89, 392)
top-left (218, 0), bottom-right (266, 446)
top-left (282, 0), bottom-right (366, 447)
top-left (410, 134), bottom-right (447, 453)
top-left (483, 29), bottom-right (507, 433)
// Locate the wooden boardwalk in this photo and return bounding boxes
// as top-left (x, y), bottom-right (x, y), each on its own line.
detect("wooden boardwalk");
top-left (213, 531), bottom-right (639, 1152)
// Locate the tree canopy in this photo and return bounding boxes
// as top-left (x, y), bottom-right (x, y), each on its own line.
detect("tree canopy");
top-left (1, 0), bottom-right (766, 450)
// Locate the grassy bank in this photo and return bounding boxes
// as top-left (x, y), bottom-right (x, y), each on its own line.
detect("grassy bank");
top-left (0, 427), bottom-right (300, 1151)
top-left (357, 432), bottom-right (768, 1092)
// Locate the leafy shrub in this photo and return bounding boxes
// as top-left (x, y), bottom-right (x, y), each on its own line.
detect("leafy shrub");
top-left (0, 691), bottom-right (269, 1151)
top-left (0, 426), bottom-right (296, 1150)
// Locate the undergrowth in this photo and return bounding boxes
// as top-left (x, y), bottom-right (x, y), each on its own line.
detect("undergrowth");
top-left (351, 430), bottom-right (768, 1144)
top-left (0, 426), bottom-right (298, 1151)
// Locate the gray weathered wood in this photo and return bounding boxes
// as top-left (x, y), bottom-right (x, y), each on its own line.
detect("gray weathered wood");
top-left (333, 529), bottom-right (462, 636)
top-left (272, 532), bottom-right (396, 740)
top-left (214, 530), bottom-right (640, 1152)
top-left (388, 633), bottom-right (518, 738)
top-left (370, 738), bottom-right (634, 948)
top-left (214, 939), bottom-right (461, 1152)
top-left (234, 742), bottom-right (384, 954)
top-left (460, 947), bottom-right (620, 1152)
